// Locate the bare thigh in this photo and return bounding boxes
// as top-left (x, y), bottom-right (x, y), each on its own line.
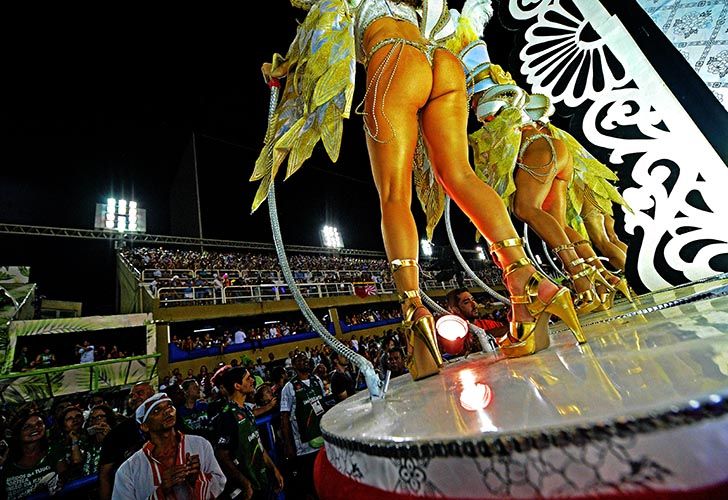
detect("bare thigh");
top-left (364, 43), bottom-right (433, 200)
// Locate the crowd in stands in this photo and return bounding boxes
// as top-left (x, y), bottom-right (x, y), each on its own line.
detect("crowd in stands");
top-left (12, 337), bottom-right (143, 373)
top-left (121, 247), bottom-right (504, 304)
top-left (0, 331), bottom-right (413, 499)
top-left (169, 305), bottom-right (404, 356)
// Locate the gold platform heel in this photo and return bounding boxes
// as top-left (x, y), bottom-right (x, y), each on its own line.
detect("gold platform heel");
top-left (489, 239), bottom-right (585, 358)
top-left (390, 259), bottom-right (443, 380)
top-left (552, 243), bottom-right (601, 315)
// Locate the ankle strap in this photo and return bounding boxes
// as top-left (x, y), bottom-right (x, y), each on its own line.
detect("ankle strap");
top-left (552, 243), bottom-right (574, 254)
top-left (489, 237), bottom-right (523, 254)
top-left (566, 257), bottom-right (586, 270)
top-left (502, 257), bottom-right (531, 277)
top-left (569, 264), bottom-right (594, 281)
top-left (399, 289), bottom-right (420, 300)
top-left (574, 239), bottom-right (591, 248)
top-left (390, 259), bottom-right (418, 274)
top-left (585, 256), bottom-right (601, 265)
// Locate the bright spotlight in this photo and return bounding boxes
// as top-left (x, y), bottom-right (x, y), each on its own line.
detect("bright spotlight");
top-left (321, 225), bottom-right (343, 249)
top-left (421, 239), bottom-right (433, 258)
top-left (476, 246), bottom-right (486, 260)
top-left (95, 198), bottom-right (147, 233)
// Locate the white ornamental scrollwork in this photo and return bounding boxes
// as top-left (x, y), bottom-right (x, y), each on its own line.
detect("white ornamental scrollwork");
top-left (506, 0), bottom-right (728, 290)
top-left (518, 0), bottom-right (630, 108)
top-left (509, 0), bottom-right (551, 21)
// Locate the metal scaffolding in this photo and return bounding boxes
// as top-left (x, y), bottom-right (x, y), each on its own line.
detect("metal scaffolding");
top-left (0, 223), bottom-right (387, 257)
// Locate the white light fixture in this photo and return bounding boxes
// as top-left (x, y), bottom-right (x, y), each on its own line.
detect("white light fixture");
top-left (421, 239), bottom-right (433, 258)
top-left (95, 198), bottom-right (147, 233)
top-left (321, 225), bottom-right (344, 249)
top-left (476, 246), bottom-right (485, 260)
top-left (436, 314), bottom-right (468, 341)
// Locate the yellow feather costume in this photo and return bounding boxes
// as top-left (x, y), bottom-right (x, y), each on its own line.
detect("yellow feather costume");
top-left (251, 0), bottom-right (357, 213)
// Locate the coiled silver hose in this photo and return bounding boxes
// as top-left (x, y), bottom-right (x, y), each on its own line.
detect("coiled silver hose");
top-left (264, 81), bottom-right (386, 400)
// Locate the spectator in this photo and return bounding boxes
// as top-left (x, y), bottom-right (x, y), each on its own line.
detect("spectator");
top-left (253, 357), bottom-right (267, 380)
top-left (12, 346), bottom-right (31, 372)
top-left (33, 347), bottom-right (56, 369)
top-left (83, 404), bottom-right (115, 476)
top-left (446, 288), bottom-right (507, 348)
top-left (2, 409), bottom-right (60, 499)
top-left (77, 340), bottom-right (95, 364)
top-left (385, 347), bottom-right (408, 379)
top-left (97, 381), bottom-right (155, 500)
top-left (112, 393), bottom-right (225, 499)
top-left (211, 367), bottom-right (284, 499)
top-left (313, 363), bottom-right (331, 396)
top-left (280, 353), bottom-right (326, 500)
top-left (270, 366), bottom-right (289, 402)
top-left (207, 364), bottom-right (232, 420)
top-left (330, 355), bottom-right (356, 402)
top-left (49, 405), bottom-right (88, 483)
top-left (176, 379), bottom-right (210, 439)
top-left (197, 365), bottom-right (212, 398)
top-left (253, 383), bottom-right (278, 417)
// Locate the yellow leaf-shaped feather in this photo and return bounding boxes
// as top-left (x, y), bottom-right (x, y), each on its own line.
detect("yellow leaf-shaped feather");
top-left (413, 137), bottom-right (446, 241)
top-left (321, 103), bottom-right (344, 162)
top-left (250, 0), bottom-right (355, 212)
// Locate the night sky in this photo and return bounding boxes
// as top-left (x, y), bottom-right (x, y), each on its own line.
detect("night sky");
top-left (0, 1), bottom-right (500, 313)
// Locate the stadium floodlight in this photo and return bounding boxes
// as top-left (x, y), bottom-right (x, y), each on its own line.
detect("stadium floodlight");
top-left (421, 239), bottom-right (433, 258)
top-left (476, 246), bottom-right (486, 260)
top-left (321, 225), bottom-right (344, 249)
top-left (95, 198), bottom-right (147, 233)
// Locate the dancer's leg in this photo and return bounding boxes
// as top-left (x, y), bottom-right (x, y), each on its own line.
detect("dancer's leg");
top-left (583, 213), bottom-right (626, 271)
top-left (419, 50), bottom-right (561, 325)
top-left (604, 214), bottom-right (629, 254)
top-left (364, 43), bottom-right (441, 377)
top-left (364, 44), bottom-right (429, 291)
top-left (511, 134), bottom-right (594, 298)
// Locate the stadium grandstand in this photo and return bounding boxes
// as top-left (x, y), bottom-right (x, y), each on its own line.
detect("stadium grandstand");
top-left (0, 234), bottom-right (506, 499)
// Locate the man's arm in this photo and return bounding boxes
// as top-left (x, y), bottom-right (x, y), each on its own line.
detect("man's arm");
top-left (280, 411), bottom-right (296, 460)
top-left (262, 448), bottom-right (284, 493)
top-left (98, 462), bottom-right (115, 500)
top-left (214, 449), bottom-right (252, 499)
top-left (110, 462), bottom-right (138, 500)
top-left (191, 438), bottom-right (227, 499)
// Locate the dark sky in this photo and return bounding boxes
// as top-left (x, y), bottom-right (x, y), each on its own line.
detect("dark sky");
top-left (1, 1), bottom-right (478, 247)
top-left (1, 2), bottom-right (482, 312)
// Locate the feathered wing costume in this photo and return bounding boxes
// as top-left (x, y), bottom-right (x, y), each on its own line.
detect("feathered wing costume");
top-left (250, 0), bottom-right (450, 242)
top-left (445, 0), bottom-right (631, 240)
top-left (250, 0), bottom-right (357, 213)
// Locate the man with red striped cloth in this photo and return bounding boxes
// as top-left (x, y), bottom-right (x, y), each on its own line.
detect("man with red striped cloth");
top-left (112, 393), bottom-right (226, 500)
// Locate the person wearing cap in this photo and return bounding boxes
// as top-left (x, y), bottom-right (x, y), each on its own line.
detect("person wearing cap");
top-left (210, 367), bottom-right (283, 500)
top-left (279, 353), bottom-right (326, 500)
top-left (112, 393), bottom-right (225, 500)
top-left (98, 381), bottom-right (155, 500)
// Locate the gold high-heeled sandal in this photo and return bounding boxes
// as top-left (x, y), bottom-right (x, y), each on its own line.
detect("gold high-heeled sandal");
top-left (584, 256), bottom-right (616, 311)
top-left (589, 259), bottom-right (634, 305)
top-left (390, 259), bottom-right (443, 380)
top-left (490, 238), bottom-right (586, 358)
top-left (552, 243), bottom-right (601, 315)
